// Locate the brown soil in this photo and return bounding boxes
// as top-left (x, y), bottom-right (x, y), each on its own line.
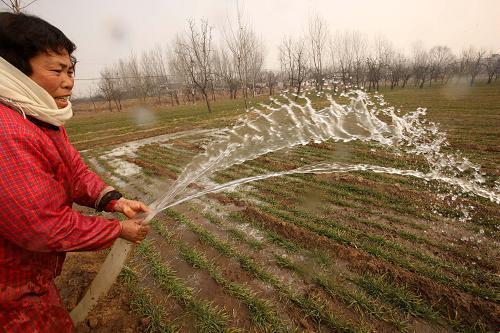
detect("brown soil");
top-left (151, 224), bottom-right (255, 330)
top-left (197, 193), bottom-right (450, 332)
top-left (239, 206), bottom-right (500, 330)
top-left (55, 251), bottom-right (145, 333)
top-left (161, 205), bottom-right (301, 330)
top-left (206, 192), bottom-right (246, 206)
top-left (258, 156), bottom-right (300, 171)
top-left (307, 142), bottom-right (337, 151)
top-left (170, 139), bottom-right (205, 152)
top-left (126, 157), bottom-right (178, 180)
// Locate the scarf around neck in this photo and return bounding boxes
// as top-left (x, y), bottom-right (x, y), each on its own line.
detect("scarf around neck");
top-left (0, 56), bottom-right (73, 126)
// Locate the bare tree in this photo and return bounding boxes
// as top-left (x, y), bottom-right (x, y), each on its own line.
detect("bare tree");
top-left (484, 52), bottom-right (500, 84)
top-left (117, 59), bottom-right (132, 98)
top-left (365, 37), bottom-right (393, 91)
top-left (332, 31), bottom-right (353, 87)
top-left (248, 38), bottom-right (264, 97)
top-left (351, 31), bottom-right (368, 87)
top-left (366, 56), bottom-right (382, 91)
top-left (388, 52), bottom-right (407, 89)
top-left (174, 19), bottom-right (214, 113)
top-left (223, 6), bottom-right (262, 108)
top-left (160, 47), bottom-right (180, 106)
top-left (141, 46), bottom-right (169, 104)
top-left (400, 59), bottom-right (413, 88)
top-left (98, 68), bottom-right (123, 111)
top-left (169, 42), bottom-right (196, 104)
top-left (265, 70), bottom-right (278, 96)
top-left (213, 48), bottom-right (239, 99)
top-left (98, 69), bottom-right (114, 111)
top-left (376, 37), bottom-right (394, 88)
top-left (279, 37), bottom-right (296, 90)
top-left (279, 36), bottom-right (307, 96)
top-left (428, 46), bottom-right (455, 85)
top-left (411, 41), bottom-right (429, 88)
top-left (140, 51), bottom-right (155, 100)
top-left (88, 85), bottom-right (98, 112)
top-left (1, 0), bottom-right (39, 13)
top-left (116, 53), bottom-right (147, 102)
top-left (461, 46), bottom-right (486, 86)
top-left (293, 39), bottom-right (308, 97)
top-left (307, 13), bottom-right (328, 90)
top-left (130, 52), bottom-right (148, 101)
top-left (442, 60), bottom-right (457, 84)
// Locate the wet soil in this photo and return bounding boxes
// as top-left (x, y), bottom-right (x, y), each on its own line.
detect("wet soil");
top-left (55, 251), bottom-right (145, 333)
top-left (239, 206), bottom-right (500, 330)
top-left (57, 122), bottom-right (499, 332)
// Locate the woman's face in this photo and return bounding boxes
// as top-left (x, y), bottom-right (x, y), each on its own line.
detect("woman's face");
top-left (28, 49), bottom-right (74, 109)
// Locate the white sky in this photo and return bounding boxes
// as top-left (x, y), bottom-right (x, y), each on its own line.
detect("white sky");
top-left (7, 0), bottom-right (500, 96)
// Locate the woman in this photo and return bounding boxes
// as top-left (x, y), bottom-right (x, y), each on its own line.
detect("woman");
top-left (0, 12), bottom-right (151, 332)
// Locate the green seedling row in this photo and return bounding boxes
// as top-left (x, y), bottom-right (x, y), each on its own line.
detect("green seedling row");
top-left (137, 240), bottom-right (232, 333)
top-left (150, 218), bottom-right (288, 332)
top-left (162, 209), bottom-right (362, 333)
top-left (119, 266), bottom-right (178, 333)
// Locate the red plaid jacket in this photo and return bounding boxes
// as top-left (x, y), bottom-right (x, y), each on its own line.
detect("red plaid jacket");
top-left (0, 104), bottom-right (122, 332)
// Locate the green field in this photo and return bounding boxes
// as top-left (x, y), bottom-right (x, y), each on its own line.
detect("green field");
top-left (63, 82), bottom-right (499, 332)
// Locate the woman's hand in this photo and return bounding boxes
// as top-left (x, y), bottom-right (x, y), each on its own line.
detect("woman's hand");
top-left (114, 198), bottom-right (150, 218)
top-left (120, 218), bottom-right (150, 244)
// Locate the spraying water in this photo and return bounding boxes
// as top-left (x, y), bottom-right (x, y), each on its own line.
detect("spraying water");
top-left (70, 87), bottom-right (499, 324)
top-left (147, 89), bottom-right (498, 218)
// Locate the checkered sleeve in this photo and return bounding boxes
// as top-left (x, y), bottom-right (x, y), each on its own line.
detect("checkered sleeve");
top-left (0, 132), bottom-right (121, 252)
top-left (61, 128), bottom-right (110, 208)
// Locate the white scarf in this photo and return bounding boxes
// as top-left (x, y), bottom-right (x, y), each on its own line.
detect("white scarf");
top-left (0, 56), bottom-right (73, 126)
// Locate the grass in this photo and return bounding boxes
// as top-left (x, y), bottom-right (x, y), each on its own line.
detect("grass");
top-left (274, 254), bottom-right (300, 272)
top-left (204, 205), bottom-right (433, 331)
top-left (119, 266), bottom-right (178, 333)
top-left (151, 218), bottom-right (288, 332)
top-left (221, 166), bottom-right (496, 284)
top-left (222, 197), bottom-right (446, 330)
top-left (204, 213), bottom-right (264, 250)
top-left (255, 200), bottom-right (497, 300)
top-left (351, 274), bottom-right (438, 322)
top-left (209, 206), bottom-right (412, 330)
top-left (68, 96), bottom-right (270, 150)
top-left (229, 212), bottom-right (301, 253)
top-left (163, 208), bottom-right (363, 333)
top-left (314, 275), bottom-right (408, 331)
top-left (137, 240), bottom-right (231, 333)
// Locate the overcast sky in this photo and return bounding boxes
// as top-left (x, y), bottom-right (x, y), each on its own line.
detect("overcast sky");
top-left (6, 0), bottom-right (500, 96)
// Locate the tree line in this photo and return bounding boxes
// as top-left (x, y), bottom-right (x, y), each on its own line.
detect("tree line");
top-left (93, 14), bottom-right (500, 112)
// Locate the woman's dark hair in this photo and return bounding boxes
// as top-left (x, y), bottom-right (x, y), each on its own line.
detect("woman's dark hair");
top-left (0, 12), bottom-right (76, 75)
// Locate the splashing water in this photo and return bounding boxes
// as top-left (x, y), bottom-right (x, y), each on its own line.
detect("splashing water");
top-left (146, 89), bottom-right (499, 220)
